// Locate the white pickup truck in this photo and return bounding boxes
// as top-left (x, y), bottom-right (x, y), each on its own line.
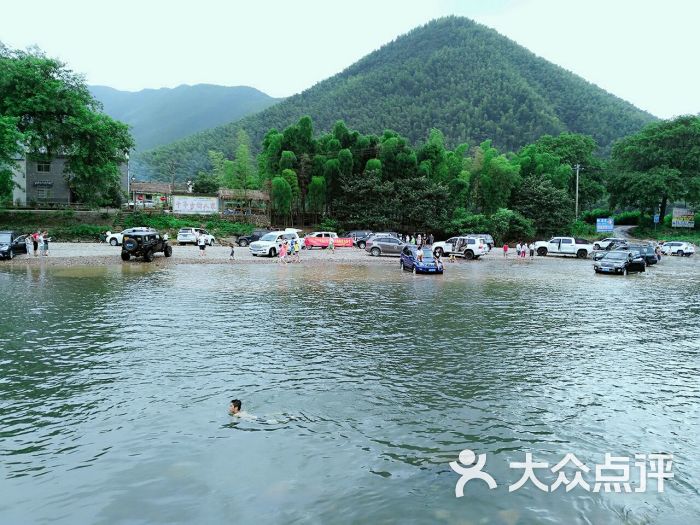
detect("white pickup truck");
top-left (432, 236), bottom-right (488, 260)
top-left (534, 237), bottom-right (594, 259)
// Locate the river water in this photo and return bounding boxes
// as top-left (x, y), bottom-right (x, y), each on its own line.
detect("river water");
top-left (1, 255), bottom-right (699, 524)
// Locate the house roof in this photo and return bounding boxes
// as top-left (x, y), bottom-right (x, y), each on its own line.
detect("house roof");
top-left (218, 189), bottom-right (270, 201)
top-left (132, 182), bottom-right (173, 194)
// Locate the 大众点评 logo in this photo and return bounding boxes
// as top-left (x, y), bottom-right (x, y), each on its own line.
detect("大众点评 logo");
top-left (449, 449), bottom-right (673, 496)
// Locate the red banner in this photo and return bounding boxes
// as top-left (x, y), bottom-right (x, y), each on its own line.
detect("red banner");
top-left (304, 237), bottom-right (354, 248)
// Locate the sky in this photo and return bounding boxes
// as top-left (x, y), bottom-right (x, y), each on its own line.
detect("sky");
top-left (1, 0), bottom-right (698, 119)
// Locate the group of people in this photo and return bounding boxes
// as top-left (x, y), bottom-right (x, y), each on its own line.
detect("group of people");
top-left (503, 242), bottom-right (535, 258)
top-left (277, 238), bottom-right (303, 263)
top-left (403, 232), bottom-right (434, 248)
top-left (25, 230), bottom-right (51, 257)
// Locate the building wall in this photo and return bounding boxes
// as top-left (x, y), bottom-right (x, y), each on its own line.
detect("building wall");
top-left (11, 157), bottom-right (27, 206)
top-left (25, 158), bottom-right (72, 204)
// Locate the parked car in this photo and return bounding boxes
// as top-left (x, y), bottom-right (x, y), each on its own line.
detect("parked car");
top-left (237, 229), bottom-right (271, 247)
top-left (534, 237), bottom-right (593, 258)
top-left (303, 231), bottom-right (338, 250)
top-left (105, 227), bottom-right (155, 246)
top-left (593, 237), bottom-right (626, 250)
top-left (360, 232), bottom-right (400, 250)
top-left (432, 236), bottom-right (487, 260)
top-left (177, 228), bottom-right (216, 246)
top-left (343, 230), bottom-right (373, 248)
top-left (461, 233), bottom-right (494, 249)
top-left (121, 230), bottom-right (172, 262)
top-left (660, 241), bottom-right (695, 256)
top-left (365, 235), bottom-right (405, 256)
top-left (622, 244), bottom-right (658, 266)
top-left (399, 246), bottom-right (444, 274)
top-left (593, 251), bottom-right (646, 275)
top-left (249, 229), bottom-right (303, 257)
top-left (0, 231), bottom-right (28, 260)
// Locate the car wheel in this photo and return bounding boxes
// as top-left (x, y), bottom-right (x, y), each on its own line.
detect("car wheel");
top-left (537, 247), bottom-right (548, 256)
top-left (434, 247), bottom-right (443, 257)
top-left (577, 249), bottom-right (588, 259)
top-left (358, 241), bottom-right (366, 249)
top-left (370, 247), bottom-right (381, 257)
top-left (594, 268), bottom-right (600, 273)
top-left (239, 239), bottom-right (248, 247)
top-left (164, 245), bottom-right (173, 257)
top-left (8, 249), bottom-right (13, 260)
top-left (464, 250), bottom-right (474, 260)
top-left (209, 239), bottom-right (215, 246)
top-left (594, 243), bottom-right (600, 250)
top-left (269, 248), bottom-right (276, 258)
top-left (144, 249), bottom-right (154, 262)
top-left (624, 268), bottom-right (629, 275)
top-left (110, 238), bottom-right (118, 246)
top-left (121, 251), bottom-right (130, 261)
top-left (677, 250), bottom-right (684, 256)
top-left (400, 261), bottom-right (404, 270)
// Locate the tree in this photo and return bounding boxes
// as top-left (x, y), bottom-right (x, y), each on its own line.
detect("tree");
top-left (233, 130), bottom-right (256, 191)
top-left (307, 175), bottom-right (326, 220)
top-left (271, 176), bottom-right (292, 221)
top-left (610, 115), bottom-right (700, 218)
top-left (0, 46), bottom-right (134, 205)
top-left (0, 115), bottom-right (24, 204)
top-left (469, 140), bottom-right (520, 214)
top-left (510, 175), bottom-right (574, 237)
top-left (192, 171), bottom-right (220, 194)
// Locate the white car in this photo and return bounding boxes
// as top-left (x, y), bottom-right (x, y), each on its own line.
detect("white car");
top-left (593, 237), bottom-right (626, 250)
top-left (250, 229), bottom-right (303, 257)
top-left (534, 237), bottom-right (593, 258)
top-left (177, 228), bottom-right (216, 246)
top-left (105, 227), bottom-right (154, 246)
top-left (661, 241), bottom-right (695, 256)
top-left (432, 236), bottom-right (488, 260)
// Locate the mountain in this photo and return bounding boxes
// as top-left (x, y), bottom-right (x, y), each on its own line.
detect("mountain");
top-left (137, 16), bottom-right (656, 180)
top-left (90, 84), bottom-right (280, 151)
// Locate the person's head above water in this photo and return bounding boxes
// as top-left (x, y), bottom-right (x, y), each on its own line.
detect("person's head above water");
top-left (229, 399), bottom-right (242, 414)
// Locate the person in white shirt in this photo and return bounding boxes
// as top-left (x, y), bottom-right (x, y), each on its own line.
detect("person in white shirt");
top-left (529, 243), bottom-right (535, 257)
top-left (515, 243), bottom-right (521, 258)
top-left (197, 233), bottom-right (207, 256)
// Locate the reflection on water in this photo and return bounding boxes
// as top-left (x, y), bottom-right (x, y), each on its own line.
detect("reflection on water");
top-left (1, 257), bottom-right (699, 524)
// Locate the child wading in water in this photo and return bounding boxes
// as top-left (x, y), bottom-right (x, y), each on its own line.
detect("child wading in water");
top-left (229, 243), bottom-right (235, 260)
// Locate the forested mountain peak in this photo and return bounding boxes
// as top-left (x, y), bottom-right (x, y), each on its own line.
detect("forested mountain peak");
top-left (90, 84), bottom-right (280, 151)
top-left (138, 16), bottom-right (656, 180)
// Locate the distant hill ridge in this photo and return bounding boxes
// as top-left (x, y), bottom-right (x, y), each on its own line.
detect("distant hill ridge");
top-left (90, 84), bottom-right (280, 151)
top-left (137, 16), bottom-right (656, 180)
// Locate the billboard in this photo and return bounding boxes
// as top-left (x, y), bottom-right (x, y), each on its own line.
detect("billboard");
top-left (596, 218), bottom-right (614, 232)
top-left (172, 196), bottom-right (219, 215)
top-left (672, 208), bottom-right (695, 228)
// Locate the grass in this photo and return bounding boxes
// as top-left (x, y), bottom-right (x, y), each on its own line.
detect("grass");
top-left (122, 212), bottom-right (254, 238)
top-left (633, 225), bottom-right (700, 244)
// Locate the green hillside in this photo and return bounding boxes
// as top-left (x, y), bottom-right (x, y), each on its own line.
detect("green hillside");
top-left (137, 16), bottom-right (656, 180)
top-left (90, 84), bottom-right (279, 151)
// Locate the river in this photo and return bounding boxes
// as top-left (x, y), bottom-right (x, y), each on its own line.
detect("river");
top-left (1, 255), bottom-right (698, 524)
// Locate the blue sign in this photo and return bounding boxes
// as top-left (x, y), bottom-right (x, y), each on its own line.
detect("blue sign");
top-left (653, 214), bottom-right (660, 224)
top-left (596, 218), bottom-right (614, 232)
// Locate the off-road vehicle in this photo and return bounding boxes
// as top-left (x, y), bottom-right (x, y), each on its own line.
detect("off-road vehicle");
top-left (120, 229), bottom-right (173, 262)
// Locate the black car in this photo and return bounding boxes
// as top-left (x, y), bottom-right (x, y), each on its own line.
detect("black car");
top-left (593, 251), bottom-right (646, 275)
top-left (343, 230), bottom-right (373, 248)
top-left (0, 231), bottom-right (28, 260)
top-left (121, 230), bottom-right (172, 262)
top-left (237, 229), bottom-right (271, 247)
top-left (625, 244), bottom-right (658, 266)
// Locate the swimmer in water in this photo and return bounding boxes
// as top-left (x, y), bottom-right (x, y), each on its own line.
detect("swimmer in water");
top-left (229, 399), bottom-right (242, 415)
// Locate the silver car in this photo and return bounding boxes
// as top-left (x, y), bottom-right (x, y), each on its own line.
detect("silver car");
top-left (365, 236), bottom-right (405, 256)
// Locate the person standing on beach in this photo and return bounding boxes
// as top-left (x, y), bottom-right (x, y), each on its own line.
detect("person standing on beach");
top-left (328, 235), bottom-right (335, 252)
top-left (293, 238), bottom-right (301, 262)
top-left (529, 242), bottom-right (535, 257)
top-left (417, 233), bottom-right (422, 248)
top-left (229, 243), bottom-right (235, 260)
top-left (503, 243), bottom-right (509, 257)
top-left (515, 242), bottom-right (521, 258)
top-left (197, 232), bottom-right (207, 256)
top-left (428, 233), bottom-right (434, 246)
top-left (32, 230), bottom-right (39, 256)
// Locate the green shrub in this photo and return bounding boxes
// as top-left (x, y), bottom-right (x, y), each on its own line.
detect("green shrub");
top-left (319, 217), bottom-right (340, 232)
top-left (488, 208), bottom-right (535, 244)
top-left (579, 208), bottom-right (612, 224)
top-left (613, 210), bottom-right (641, 225)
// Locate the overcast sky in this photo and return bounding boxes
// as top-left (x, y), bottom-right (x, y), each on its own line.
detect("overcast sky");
top-left (1, 0), bottom-right (698, 119)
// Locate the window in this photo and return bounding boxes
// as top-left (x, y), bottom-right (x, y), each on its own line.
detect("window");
top-left (35, 187), bottom-right (52, 200)
top-left (467, 239), bottom-right (475, 245)
top-left (37, 162), bottom-right (51, 173)
top-left (561, 239), bottom-right (573, 244)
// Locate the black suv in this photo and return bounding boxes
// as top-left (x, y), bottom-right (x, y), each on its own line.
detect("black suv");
top-left (120, 229), bottom-right (172, 262)
top-left (237, 229), bottom-right (270, 247)
top-left (0, 231), bottom-right (28, 260)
